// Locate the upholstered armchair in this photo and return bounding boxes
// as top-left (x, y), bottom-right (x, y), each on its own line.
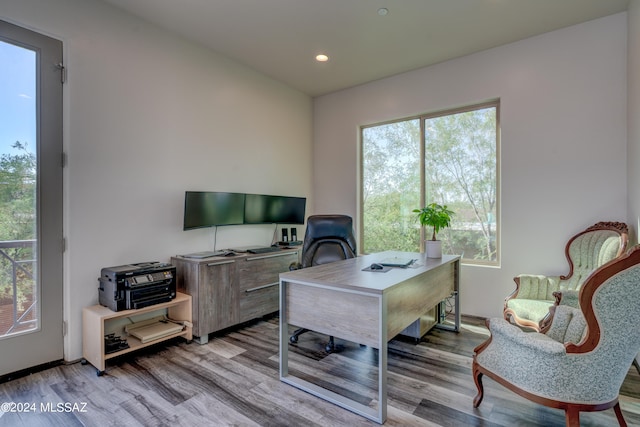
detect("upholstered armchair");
top-left (504, 221), bottom-right (628, 331)
top-left (473, 245), bottom-right (640, 426)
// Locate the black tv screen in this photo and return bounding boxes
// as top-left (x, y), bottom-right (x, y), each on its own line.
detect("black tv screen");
top-left (245, 194), bottom-right (306, 224)
top-left (183, 191), bottom-right (245, 230)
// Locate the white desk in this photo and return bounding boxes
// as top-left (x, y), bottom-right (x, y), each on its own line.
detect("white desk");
top-left (279, 251), bottom-right (460, 424)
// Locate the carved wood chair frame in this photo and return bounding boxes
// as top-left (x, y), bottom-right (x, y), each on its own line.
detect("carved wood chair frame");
top-left (475, 244), bottom-right (640, 427)
top-left (504, 221), bottom-right (628, 332)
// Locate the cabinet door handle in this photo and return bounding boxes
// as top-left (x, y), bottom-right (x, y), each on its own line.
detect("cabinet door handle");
top-left (246, 252), bottom-right (297, 261)
top-left (206, 260), bottom-right (235, 267)
top-left (245, 282), bottom-right (279, 293)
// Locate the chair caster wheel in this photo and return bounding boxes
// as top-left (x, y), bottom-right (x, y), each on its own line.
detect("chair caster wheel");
top-left (289, 335), bottom-right (298, 344)
top-left (325, 336), bottom-right (336, 353)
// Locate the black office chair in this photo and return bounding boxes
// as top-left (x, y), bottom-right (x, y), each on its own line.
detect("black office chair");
top-left (288, 214), bottom-right (357, 352)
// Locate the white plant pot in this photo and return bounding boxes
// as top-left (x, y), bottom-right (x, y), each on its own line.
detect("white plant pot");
top-left (426, 240), bottom-right (442, 258)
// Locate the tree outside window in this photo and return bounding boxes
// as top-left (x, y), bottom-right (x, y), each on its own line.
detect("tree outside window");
top-left (361, 101), bottom-right (499, 265)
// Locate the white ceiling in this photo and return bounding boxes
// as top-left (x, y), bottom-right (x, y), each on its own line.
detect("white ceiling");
top-left (100, 0), bottom-right (629, 97)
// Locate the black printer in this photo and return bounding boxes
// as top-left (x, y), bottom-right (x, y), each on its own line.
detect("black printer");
top-left (98, 262), bottom-right (176, 312)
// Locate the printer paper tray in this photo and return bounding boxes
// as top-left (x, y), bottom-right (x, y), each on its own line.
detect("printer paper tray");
top-left (125, 316), bottom-right (184, 344)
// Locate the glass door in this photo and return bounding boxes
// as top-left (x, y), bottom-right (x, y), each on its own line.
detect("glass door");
top-left (0, 20), bottom-right (63, 375)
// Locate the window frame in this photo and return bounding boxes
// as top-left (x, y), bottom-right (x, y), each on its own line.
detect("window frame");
top-left (0, 19), bottom-right (64, 373)
top-left (358, 99), bottom-right (500, 266)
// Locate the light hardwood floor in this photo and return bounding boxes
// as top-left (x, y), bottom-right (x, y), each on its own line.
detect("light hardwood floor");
top-left (1, 315), bottom-right (639, 426)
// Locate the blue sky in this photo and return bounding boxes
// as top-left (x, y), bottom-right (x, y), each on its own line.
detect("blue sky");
top-left (0, 40), bottom-right (36, 156)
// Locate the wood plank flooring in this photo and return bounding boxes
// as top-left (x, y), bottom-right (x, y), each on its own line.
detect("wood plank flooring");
top-left (0, 315), bottom-right (639, 426)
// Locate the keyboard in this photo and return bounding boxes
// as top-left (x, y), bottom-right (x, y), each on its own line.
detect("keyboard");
top-left (247, 247), bottom-right (281, 254)
top-left (182, 250), bottom-right (225, 258)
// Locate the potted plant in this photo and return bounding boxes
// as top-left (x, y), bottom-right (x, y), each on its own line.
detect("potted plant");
top-left (413, 203), bottom-right (454, 258)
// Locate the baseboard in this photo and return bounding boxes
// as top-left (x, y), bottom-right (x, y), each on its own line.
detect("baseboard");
top-left (0, 359), bottom-right (63, 384)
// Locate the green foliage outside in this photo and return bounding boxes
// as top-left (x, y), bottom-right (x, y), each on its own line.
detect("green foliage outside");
top-left (0, 141), bottom-right (36, 312)
top-left (363, 119), bottom-right (421, 253)
top-left (362, 106), bottom-right (497, 263)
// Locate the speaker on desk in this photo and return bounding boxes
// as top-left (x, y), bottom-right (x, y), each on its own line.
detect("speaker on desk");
top-left (291, 227), bottom-right (297, 242)
top-left (282, 228), bottom-right (289, 242)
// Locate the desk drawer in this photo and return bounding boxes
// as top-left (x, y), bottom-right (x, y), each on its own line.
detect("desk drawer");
top-left (238, 251), bottom-right (298, 292)
top-left (240, 281), bottom-right (279, 322)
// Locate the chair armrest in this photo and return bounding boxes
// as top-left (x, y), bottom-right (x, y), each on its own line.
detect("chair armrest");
top-left (488, 318), bottom-right (566, 355)
top-left (508, 274), bottom-right (561, 301)
top-left (553, 290), bottom-right (580, 308)
top-left (539, 290), bottom-right (580, 332)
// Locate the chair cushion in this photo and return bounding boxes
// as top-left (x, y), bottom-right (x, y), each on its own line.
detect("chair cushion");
top-left (513, 274), bottom-right (560, 301)
top-left (562, 232), bottom-right (624, 291)
top-left (506, 298), bottom-right (554, 323)
top-left (545, 305), bottom-right (586, 344)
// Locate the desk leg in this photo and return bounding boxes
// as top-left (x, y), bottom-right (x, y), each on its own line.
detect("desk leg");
top-left (279, 279), bottom-right (289, 379)
top-left (435, 259), bottom-right (461, 332)
top-left (436, 290), bottom-right (460, 332)
top-left (454, 288), bottom-right (460, 330)
top-left (279, 279), bottom-right (387, 424)
top-left (379, 295), bottom-right (388, 423)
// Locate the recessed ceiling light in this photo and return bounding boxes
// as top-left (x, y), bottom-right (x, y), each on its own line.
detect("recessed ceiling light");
top-left (377, 8), bottom-right (388, 16)
top-left (315, 54), bottom-right (329, 62)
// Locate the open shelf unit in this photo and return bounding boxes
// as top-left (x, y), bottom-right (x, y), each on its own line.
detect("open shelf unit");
top-left (82, 292), bottom-right (192, 375)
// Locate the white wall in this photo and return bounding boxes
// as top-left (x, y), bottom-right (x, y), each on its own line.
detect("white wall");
top-left (3, 0), bottom-right (631, 363)
top-left (313, 13), bottom-right (628, 319)
top-left (629, 1), bottom-right (640, 245)
top-left (625, 0), bottom-right (640, 370)
top-left (3, 0), bottom-right (313, 361)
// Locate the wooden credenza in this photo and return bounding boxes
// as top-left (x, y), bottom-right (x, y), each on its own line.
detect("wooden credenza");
top-left (172, 248), bottom-right (299, 344)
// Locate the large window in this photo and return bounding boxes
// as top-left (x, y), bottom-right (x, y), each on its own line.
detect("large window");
top-left (360, 100), bottom-right (499, 265)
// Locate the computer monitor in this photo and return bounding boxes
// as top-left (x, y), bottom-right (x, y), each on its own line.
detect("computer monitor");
top-left (183, 191), bottom-right (245, 230)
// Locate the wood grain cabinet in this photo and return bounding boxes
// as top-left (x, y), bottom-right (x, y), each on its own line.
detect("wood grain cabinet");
top-left (172, 248), bottom-right (299, 344)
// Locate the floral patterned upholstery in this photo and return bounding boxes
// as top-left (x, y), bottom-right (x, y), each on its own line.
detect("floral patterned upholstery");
top-left (504, 222), bottom-right (628, 331)
top-left (473, 245), bottom-right (640, 426)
